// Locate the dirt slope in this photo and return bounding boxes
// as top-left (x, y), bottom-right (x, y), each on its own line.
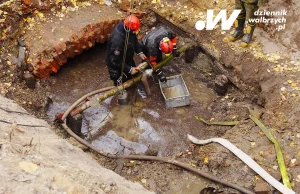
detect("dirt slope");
top-left (0, 95), bottom-right (154, 194)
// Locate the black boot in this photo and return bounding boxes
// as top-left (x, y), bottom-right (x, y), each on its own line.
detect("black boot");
top-left (241, 23), bottom-right (256, 47)
top-left (136, 83), bottom-right (147, 99)
top-left (229, 18), bottom-right (245, 42)
top-left (156, 69), bottom-right (166, 83)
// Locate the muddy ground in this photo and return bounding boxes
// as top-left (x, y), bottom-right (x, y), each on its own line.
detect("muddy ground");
top-left (1, 0), bottom-right (300, 194)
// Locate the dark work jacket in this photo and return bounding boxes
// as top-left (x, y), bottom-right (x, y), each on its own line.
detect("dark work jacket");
top-left (105, 22), bottom-right (143, 81)
top-left (141, 26), bottom-right (176, 64)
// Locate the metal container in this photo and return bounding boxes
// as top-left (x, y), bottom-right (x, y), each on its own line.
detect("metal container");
top-left (117, 90), bottom-right (128, 105)
top-left (159, 75), bottom-right (190, 108)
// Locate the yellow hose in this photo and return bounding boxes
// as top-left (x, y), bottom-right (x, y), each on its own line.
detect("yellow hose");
top-left (249, 115), bottom-right (292, 189)
top-left (195, 113), bottom-right (292, 189)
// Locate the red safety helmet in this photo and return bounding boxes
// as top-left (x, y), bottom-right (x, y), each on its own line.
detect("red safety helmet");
top-left (159, 37), bottom-right (173, 54)
top-left (124, 15), bottom-right (140, 31)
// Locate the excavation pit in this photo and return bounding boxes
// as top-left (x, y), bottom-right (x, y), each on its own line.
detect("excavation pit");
top-left (44, 39), bottom-right (223, 194)
top-left (45, 42), bottom-right (218, 157)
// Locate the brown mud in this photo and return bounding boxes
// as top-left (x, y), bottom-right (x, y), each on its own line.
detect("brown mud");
top-left (1, 0), bottom-right (300, 193)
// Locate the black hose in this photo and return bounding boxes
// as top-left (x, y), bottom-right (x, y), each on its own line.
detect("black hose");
top-left (61, 86), bottom-right (114, 121)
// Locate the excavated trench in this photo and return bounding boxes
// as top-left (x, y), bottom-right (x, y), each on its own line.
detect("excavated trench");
top-left (44, 16), bottom-right (255, 194)
top-left (46, 42), bottom-right (217, 157)
top-left (45, 41), bottom-right (220, 194)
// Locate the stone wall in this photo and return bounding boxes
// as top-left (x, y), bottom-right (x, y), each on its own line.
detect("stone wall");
top-left (23, 4), bottom-right (124, 78)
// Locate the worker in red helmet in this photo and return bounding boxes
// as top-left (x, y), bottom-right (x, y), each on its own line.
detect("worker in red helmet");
top-left (106, 15), bottom-right (147, 86)
top-left (141, 26), bottom-right (180, 82)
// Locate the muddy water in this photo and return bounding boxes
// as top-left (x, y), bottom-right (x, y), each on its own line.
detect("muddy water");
top-left (46, 43), bottom-right (216, 156)
top-left (46, 43), bottom-right (215, 193)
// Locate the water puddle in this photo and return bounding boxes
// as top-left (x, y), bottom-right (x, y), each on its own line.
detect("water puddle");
top-left (81, 103), bottom-right (112, 137)
top-left (89, 104), bottom-right (162, 155)
top-left (47, 89), bottom-right (163, 155)
top-left (91, 116), bottom-right (162, 155)
top-left (91, 130), bottom-right (148, 155)
top-left (46, 99), bottom-right (71, 121)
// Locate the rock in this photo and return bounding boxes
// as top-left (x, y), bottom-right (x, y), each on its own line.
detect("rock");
top-left (184, 46), bottom-right (196, 63)
top-left (200, 187), bottom-right (220, 194)
top-left (8, 56), bottom-right (18, 65)
top-left (114, 159), bottom-right (125, 175)
top-left (103, 0), bottom-right (112, 6)
top-left (269, 170), bottom-right (282, 181)
top-left (119, 0), bottom-right (130, 11)
top-left (257, 96), bottom-right (266, 107)
top-left (254, 181), bottom-right (271, 194)
top-left (133, 167), bottom-right (139, 173)
top-left (104, 185), bottom-right (111, 192)
top-left (23, 72), bottom-right (36, 89)
top-left (17, 47), bottom-right (26, 68)
top-left (145, 148), bottom-right (159, 156)
top-left (66, 114), bottom-right (83, 138)
top-left (124, 162), bottom-right (134, 167)
top-left (214, 74), bottom-right (228, 96)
